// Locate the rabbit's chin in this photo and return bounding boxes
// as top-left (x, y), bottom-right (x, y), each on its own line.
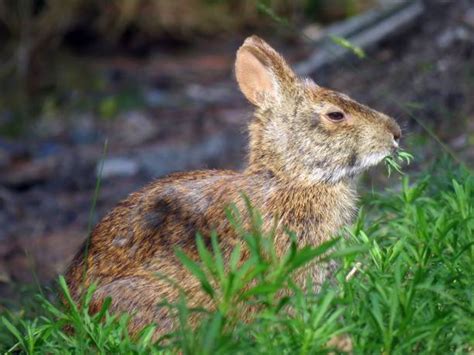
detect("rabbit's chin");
top-left (309, 151), bottom-right (390, 184)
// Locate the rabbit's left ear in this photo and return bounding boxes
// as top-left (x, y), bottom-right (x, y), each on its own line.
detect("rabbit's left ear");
top-left (235, 36), bottom-right (296, 107)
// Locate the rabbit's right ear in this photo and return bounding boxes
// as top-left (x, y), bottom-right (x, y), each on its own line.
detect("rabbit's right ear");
top-left (235, 36), bottom-right (296, 106)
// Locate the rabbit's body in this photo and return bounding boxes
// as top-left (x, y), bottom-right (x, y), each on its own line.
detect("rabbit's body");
top-left (66, 169), bottom-right (355, 333)
top-left (66, 36), bottom-right (401, 336)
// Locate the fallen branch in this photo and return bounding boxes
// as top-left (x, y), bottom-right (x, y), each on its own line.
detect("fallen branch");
top-left (295, 1), bottom-right (424, 76)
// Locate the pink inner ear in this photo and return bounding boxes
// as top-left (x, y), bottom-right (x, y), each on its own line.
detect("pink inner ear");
top-left (235, 48), bottom-right (275, 106)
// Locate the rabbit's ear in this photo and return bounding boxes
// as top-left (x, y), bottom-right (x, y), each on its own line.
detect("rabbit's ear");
top-left (235, 36), bottom-right (296, 106)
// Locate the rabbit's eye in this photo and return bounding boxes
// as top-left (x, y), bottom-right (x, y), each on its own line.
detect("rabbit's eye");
top-left (327, 112), bottom-right (345, 121)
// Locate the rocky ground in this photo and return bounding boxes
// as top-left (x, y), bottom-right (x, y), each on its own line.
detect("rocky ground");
top-left (0, 0), bottom-right (473, 300)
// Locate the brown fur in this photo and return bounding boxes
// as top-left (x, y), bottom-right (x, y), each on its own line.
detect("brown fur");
top-left (65, 36), bottom-right (401, 337)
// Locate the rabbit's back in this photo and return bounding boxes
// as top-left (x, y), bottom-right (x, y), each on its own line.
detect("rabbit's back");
top-left (67, 170), bottom-right (242, 292)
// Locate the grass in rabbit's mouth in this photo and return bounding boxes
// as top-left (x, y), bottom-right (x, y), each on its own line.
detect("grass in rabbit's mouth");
top-left (384, 149), bottom-right (414, 176)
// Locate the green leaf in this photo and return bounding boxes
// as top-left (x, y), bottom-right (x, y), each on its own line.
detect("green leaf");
top-left (175, 249), bottom-right (215, 298)
top-left (330, 35), bottom-right (366, 58)
top-left (196, 233), bottom-right (216, 276)
top-left (229, 243), bottom-right (241, 272)
top-left (287, 238), bottom-right (339, 272)
top-left (2, 317), bottom-right (25, 351)
top-left (211, 232), bottom-right (225, 282)
top-left (242, 283), bottom-right (280, 298)
top-left (202, 312), bottom-right (224, 354)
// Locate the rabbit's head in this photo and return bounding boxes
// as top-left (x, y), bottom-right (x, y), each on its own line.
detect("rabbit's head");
top-left (236, 36), bottom-right (401, 184)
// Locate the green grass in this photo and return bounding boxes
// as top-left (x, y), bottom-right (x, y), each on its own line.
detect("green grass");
top-left (1, 160), bottom-right (473, 354)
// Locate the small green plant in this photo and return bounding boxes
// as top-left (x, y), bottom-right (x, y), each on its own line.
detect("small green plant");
top-left (341, 164), bottom-right (474, 353)
top-left (384, 149), bottom-right (414, 176)
top-left (1, 277), bottom-right (158, 354)
top-left (165, 197), bottom-right (357, 353)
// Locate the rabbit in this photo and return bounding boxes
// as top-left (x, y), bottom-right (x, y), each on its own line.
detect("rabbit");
top-left (65, 35), bottom-right (401, 338)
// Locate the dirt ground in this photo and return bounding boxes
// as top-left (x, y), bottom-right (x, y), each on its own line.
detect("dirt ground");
top-left (0, 0), bottom-right (473, 301)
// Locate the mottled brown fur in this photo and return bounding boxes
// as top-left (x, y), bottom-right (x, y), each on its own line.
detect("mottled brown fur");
top-left (66, 36), bottom-right (401, 337)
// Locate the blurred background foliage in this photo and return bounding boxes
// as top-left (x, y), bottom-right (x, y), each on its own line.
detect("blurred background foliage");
top-left (0, 0), bottom-right (375, 136)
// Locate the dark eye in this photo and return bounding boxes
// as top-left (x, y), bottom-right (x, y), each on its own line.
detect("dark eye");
top-left (327, 112), bottom-right (345, 121)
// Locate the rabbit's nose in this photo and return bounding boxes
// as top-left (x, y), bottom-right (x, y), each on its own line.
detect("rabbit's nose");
top-left (393, 130), bottom-right (401, 142)
top-left (390, 124), bottom-right (402, 144)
